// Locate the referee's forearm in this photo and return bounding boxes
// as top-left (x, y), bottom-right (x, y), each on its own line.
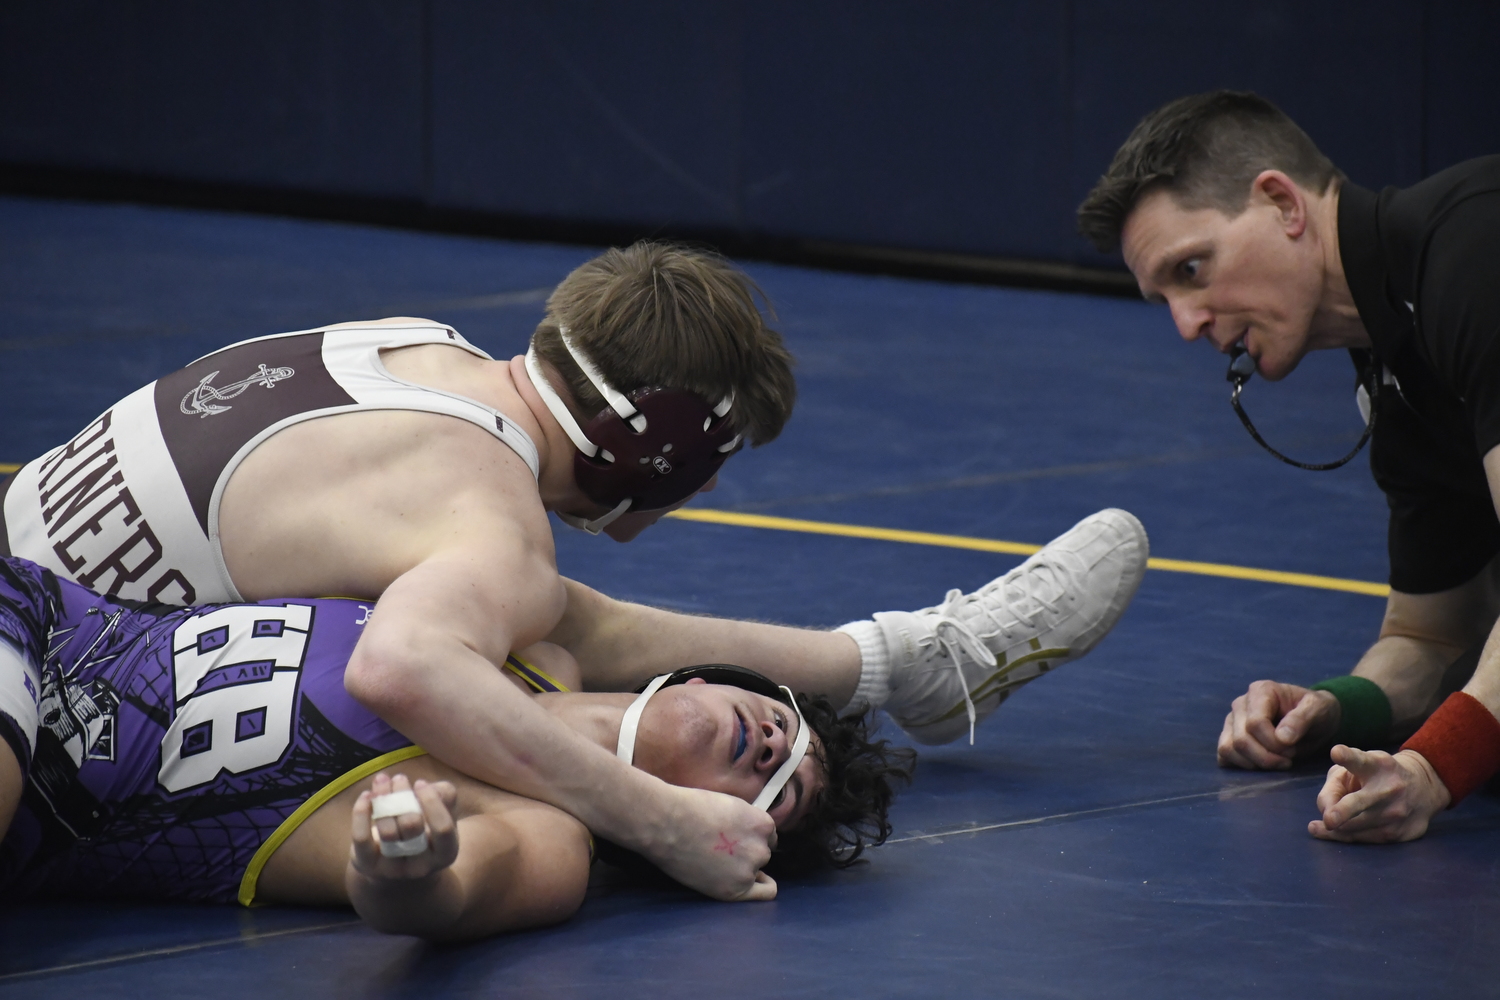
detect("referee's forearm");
top-left (1459, 615), bottom-right (1500, 725)
top-left (1351, 634), bottom-right (1465, 734)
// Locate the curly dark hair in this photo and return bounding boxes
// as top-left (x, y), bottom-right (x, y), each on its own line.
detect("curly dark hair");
top-left (765, 694), bottom-right (916, 877)
top-left (593, 692), bottom-right (915, 882)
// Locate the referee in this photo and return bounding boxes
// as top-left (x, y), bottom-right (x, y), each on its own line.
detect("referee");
top-left (1078, 90), bottom-right (1500, 843)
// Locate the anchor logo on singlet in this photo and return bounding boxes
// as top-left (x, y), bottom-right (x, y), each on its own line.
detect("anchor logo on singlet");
top-left (179, 364), bottom-right (296, 418)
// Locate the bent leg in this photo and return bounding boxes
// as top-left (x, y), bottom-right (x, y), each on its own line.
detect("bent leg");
top-left (552, 509), bottom-right (1149, 745)
top-left (548, 578), bottom-right (860, 707)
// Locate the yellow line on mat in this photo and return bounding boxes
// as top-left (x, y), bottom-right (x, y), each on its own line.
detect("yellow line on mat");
top-left (0, 464), bottom-right (1388, 598)
top-left (664, 508), bottom-right (1390, 598)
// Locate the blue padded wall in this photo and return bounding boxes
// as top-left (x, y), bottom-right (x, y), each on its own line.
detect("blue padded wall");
top-left (428, 1), bottom-right (743, 229)
top-left (739, 2), bottom-right (1071, 260)
top-left (1, 1), bottom-right (1497, 266)
top-left (1069, 1), bottom-right (1426, 217)
top-left (0, 0), bottom-right (425, 198)
top-left (1425, 1), bottom-right (1500, 174)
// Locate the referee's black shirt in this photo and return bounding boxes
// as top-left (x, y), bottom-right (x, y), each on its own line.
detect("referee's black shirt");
top-left (1339, 156), bottom-right (1500, 594)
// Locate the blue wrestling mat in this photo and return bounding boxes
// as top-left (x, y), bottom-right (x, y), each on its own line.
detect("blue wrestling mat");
top-left (2, 195), bottom-right (1496, 998)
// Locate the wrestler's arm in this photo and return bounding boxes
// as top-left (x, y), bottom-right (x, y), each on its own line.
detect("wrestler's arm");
top-left (344, 775), bottom-right (592, 942)
top-left (0, 739), bottom-right (20, 840)
top-left (1310, 449), bottom-right (1500, 840)
top-left (256, 765), bottom-right (591, 941)
top-left (343, 531), bottom-right (777, 902)
top-left (1217, 566), bottom-right (1498, 769)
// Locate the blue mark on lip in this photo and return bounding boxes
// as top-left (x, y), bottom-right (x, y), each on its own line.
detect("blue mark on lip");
top-left (733, 716), bottom-right (747, 761)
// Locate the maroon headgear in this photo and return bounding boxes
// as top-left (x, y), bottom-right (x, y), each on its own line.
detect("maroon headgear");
top-left (525, 329), bottom-right (742, 533)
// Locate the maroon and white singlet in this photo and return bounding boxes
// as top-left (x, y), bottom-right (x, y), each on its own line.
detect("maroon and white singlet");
top-left (0, 319), bottom-right (539, 604)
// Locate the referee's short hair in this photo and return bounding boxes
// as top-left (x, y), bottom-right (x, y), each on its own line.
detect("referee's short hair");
top-left (1077, 90), bottom-right (1344, 253)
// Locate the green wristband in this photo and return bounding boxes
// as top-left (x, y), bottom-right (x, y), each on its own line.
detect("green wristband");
top-left (1309, 675), bottom-right (1392, 749)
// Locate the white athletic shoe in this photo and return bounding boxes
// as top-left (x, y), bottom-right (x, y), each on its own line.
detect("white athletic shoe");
top-left (873, 508), bottom-right (1148, 745)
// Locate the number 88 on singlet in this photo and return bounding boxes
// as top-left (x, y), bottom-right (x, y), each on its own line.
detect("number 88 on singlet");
top-left (158, 604), bottom-right (313, 794)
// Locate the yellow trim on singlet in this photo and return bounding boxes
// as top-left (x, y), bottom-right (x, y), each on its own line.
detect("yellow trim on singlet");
top-left (236, 657), bottom-right (575, 906)
top-left (505, 653), bottom-right (571, 694)
top-left (237, 745), bottom-right (429, 907)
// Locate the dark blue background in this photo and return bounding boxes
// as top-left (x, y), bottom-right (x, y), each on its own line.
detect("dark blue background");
top-left (3, 1), bottom-right (1496, 267)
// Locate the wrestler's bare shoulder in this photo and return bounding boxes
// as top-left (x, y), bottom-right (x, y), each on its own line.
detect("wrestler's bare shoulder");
top-left (376, 338), bottom-right (519, 409)
top-left (218, 340), bottom-right (553, 599)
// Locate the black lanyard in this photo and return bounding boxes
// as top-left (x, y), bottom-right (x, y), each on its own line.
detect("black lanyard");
top-left (1226, 345), bottom-right (1379, 471)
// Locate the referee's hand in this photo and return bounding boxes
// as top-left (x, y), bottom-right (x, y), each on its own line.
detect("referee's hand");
top-left (1309, 745), bottom-right (1450, 843)
top-left (1217, 680), bottom-right (1339, 770)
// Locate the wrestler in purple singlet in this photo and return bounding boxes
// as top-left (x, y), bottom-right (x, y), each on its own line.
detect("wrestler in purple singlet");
top-left (0, 555), bottom-right (558, 903)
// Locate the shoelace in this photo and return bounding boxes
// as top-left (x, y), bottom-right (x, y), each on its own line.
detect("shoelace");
top-left (928, 590), bottom-right (997, 746)
top-left (972, 557), bottom-right (1072, 633)
top-left (925, 556), bottom-right (1075, 744)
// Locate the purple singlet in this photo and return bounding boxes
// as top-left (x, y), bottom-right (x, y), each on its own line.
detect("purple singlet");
top-left (0, 556), bottom-right (411, 903)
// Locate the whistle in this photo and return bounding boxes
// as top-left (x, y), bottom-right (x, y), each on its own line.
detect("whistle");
top-left (1227, 344), bottom-right (1258, 383)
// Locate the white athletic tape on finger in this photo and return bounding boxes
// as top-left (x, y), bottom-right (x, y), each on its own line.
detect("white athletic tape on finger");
top-left (375, 830), bottom-right (430, 858)
top-left (370, 790), bottom-right (422, 820)
top-left (370, 789), bottom-right (428, 857)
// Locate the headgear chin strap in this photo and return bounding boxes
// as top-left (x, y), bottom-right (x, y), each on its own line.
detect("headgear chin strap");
top-left (524, 329), bottom-right (741, 535)
top-left (556, 499), bottom-right (633, 535)
top-left (615, 673), bottom-right (673, 765)
top-left (524, 347), bottom-right (632, 534)
top-left (614, 667), bottom-right (811, 815)
top-left (752, 690), bottom-right (811, 812)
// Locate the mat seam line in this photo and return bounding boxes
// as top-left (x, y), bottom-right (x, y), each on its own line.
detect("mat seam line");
top-left (0, 918), bottom-right (362, 982)
top-left (883, 776), bottom-right (1324, 845)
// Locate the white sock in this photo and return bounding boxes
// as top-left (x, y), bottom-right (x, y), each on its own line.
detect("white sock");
top-left (835, 619), bottom-right (891, 717)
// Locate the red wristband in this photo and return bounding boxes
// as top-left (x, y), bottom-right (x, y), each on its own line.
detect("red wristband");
top-left (1401, 692), bottom-right (1500, 806)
